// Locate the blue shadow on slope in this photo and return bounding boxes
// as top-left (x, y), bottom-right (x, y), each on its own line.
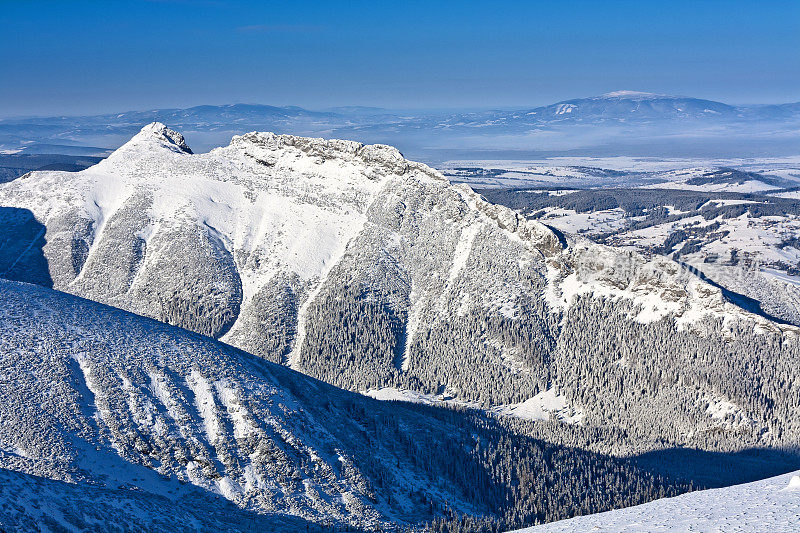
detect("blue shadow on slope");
top-left (0, 206), bottom-right (52, 288)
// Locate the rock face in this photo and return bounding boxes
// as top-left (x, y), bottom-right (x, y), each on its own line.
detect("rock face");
top-left (1, 124), bottom-right (800, 451)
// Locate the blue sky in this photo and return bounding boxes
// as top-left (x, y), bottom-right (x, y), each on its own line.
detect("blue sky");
top-left (1, 0), bottom-right (798, 116)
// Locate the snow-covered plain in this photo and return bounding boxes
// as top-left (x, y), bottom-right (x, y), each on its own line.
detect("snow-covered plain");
top-left (441, 156), bottom-right (800, 189)
top-left (515, 471), bottom-right (800, 533)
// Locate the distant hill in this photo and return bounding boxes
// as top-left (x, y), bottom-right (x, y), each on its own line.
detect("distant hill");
top-left (446, 91), bottom-right (800, 128)
top-left (523, 91), bottom-right (741, 122)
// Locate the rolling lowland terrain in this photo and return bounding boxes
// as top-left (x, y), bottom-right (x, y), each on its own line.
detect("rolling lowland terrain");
top-left (1, 123), bottom-right (799, 530)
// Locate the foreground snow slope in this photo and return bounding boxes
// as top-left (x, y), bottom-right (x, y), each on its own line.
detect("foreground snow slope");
top-left (516, 470), bottom-right (800, 533)
top-left (2, 124), bottom-right (800, 453)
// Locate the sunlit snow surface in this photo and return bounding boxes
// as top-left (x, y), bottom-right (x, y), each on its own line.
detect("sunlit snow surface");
top-left (363, 387), bottom-right (584, 424)
top-left (515, 471), bottom-right (800, 533)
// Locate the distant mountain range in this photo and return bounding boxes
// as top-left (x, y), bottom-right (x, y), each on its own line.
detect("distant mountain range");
top-left (5, 91), bottom-right (799, 129)
top-left (1, 91), bottom-right (799, 167)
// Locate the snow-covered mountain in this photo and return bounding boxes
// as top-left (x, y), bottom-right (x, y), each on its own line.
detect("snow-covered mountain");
top-left (2, 124), bottom-right (800, 454)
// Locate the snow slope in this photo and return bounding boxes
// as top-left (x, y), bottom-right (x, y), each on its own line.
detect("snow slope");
top-left (515, 470), bottom-right (800, 533)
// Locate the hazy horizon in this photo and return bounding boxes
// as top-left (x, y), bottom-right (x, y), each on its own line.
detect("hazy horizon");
top-left (2, 90), bottom-right (800, 121)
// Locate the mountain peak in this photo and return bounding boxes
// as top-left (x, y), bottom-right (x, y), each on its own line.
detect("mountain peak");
top-left (123, 122), bottom-right (193, 154)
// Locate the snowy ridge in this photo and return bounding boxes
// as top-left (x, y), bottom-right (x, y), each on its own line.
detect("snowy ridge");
top-left (0, 278), bottom-right (710, 532)
top-left (516, 471), bottom-right (800, 532)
